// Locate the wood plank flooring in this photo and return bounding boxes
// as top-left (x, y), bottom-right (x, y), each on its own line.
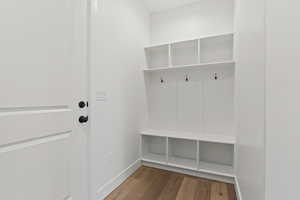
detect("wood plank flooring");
top-left (105, 166), bottom-right (236, 200)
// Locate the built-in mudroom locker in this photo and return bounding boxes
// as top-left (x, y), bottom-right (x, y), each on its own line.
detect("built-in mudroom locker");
top-left (140, 33), bottom-right (235, 182)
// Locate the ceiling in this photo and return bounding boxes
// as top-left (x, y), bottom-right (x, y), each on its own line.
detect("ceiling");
top-left (143, 0), bottom-right (200, 13)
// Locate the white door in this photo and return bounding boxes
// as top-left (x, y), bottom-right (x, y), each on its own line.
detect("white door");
top-left (0, 0), bottom-right (89, 199)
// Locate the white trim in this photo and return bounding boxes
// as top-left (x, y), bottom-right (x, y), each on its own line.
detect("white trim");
top-left (0, 132), bottom-right (70, 153)
top-left (96, 159), bottom-right (141, 200)
top-left (140, 129), bottom-right (236, 144)
top-left (144, 32), bottom-right (235, 49)
top-left (142, 161), bottom-right (234, 184)
top-left (143, 61), bottom-right (235, 73)
top-left (234, 176), bottom-right (243, 200)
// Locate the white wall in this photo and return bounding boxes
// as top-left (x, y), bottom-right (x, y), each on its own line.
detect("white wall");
top-left (150, 0), bottom-right (234, 44)
top-left (89, 0), bottom-right (149, 199)
top-left (234, 0), bottom-right (265, 200)
top-left (265, 0), bottom-right (300, 199)
top-left (144, 0), bottom-right (199, 13)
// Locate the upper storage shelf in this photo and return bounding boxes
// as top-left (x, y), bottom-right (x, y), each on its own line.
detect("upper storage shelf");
top-left (171, 39), bottom-right (199, 66)
top-left (200, 34), bottom-right (233, 63)
top-left (144, 33), bottom-right (234, 71)
top-left (145, 44), bottom-right (169, 68)
top-left (143, 60), bottom-right (235, 72)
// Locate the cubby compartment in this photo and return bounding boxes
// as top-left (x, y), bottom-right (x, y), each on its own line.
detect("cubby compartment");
top-left (145, 45), bottom-right (169, 68)
top-left (142, 135), bottom-right (167, 164)
top-left (171, 39), bottom-right (199, 66)
top-left (200, 34), bottom-right (233, 63)
top-left (168, 138), bottom-right (197, 169)
top-left (198, 141), bottom-right (234, 176)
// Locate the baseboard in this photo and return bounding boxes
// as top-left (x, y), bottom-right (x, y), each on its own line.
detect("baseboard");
top-left (96, 159), bottom-right (141, 200)
top-left (142, 161), bottom-right (234, 184)
top-left (234, 176), bottom-right (243, 200)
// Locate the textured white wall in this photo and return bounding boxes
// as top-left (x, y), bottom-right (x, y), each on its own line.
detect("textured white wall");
top-left (265, 0), bottom-right (300, 199)
top-left (89, 0), bottom-right (149, 199)
top-left (143, 0), bottom-right (199, 13)
top-left (150, 0), bottom-right (234, 44)
top-left (235, 0), bottom-right (265, 200)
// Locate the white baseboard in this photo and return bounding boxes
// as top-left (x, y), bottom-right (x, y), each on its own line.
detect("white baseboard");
top-left (234, 176), bottom-right (243, 200)
top-left (142, 161), bottom-right (234, 184)
top-left (96, 159), bottom-right (141, 200)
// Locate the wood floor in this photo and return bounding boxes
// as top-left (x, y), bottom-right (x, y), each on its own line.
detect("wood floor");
top-left (106, 166), bottom-right (236, 200)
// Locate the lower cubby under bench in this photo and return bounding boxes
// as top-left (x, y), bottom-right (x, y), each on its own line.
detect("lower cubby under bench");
top-left (140, 129), bottom-right (235, 182)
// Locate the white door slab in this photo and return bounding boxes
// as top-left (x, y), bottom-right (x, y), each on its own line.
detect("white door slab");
top-left (0, 0), bottom-right (89, 199)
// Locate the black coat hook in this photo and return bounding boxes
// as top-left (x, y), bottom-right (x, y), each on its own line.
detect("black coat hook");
top-left (160, 77), bottom-right (164, 83)
top-left (214, 72), bottom-right (218, 80)
top-left (185, 75), bottom-right (189, 82)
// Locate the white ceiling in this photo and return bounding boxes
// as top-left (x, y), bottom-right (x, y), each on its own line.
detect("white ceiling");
top-left (143, 0), bottom-right (200, 13)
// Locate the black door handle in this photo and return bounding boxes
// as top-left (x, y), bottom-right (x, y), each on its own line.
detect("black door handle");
top-left (78, 101), bottom-right (86, 108)
top-left (79, 116), bottom-right (88, 123)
